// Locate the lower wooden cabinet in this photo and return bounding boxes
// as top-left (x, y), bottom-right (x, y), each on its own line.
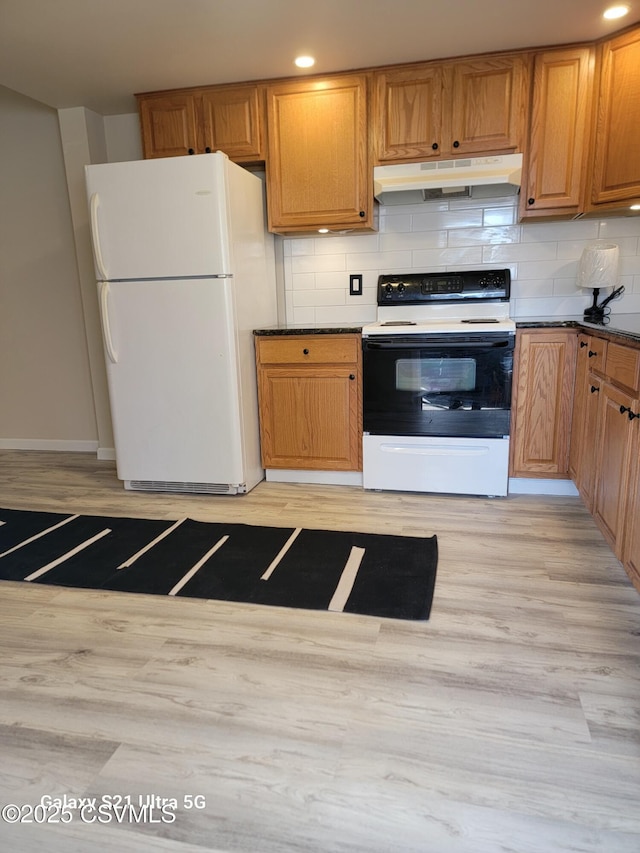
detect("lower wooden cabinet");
top-left (255, 334), bottom-right (362, 471)
top-left (510, 328), bottom-right (577, 477)
top-left (622, 443), bottom-right (640, 589)
top-left (568, 330), bottom-right (640, 590)
top-left (569, 333), bottom-right (607, 508)
top-left (592, 380), bottom-right (638, 555)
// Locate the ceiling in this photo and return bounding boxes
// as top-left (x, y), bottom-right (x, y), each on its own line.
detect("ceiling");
top-left (1, 0), bottom-right (638, 115)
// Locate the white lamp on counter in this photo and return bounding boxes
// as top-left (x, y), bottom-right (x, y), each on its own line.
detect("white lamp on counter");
top-left (577, 241), bottom-right (621, 323)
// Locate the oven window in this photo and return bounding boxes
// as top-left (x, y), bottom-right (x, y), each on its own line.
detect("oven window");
top-left (396, 357), bottom-right (476, 393)
top-left (363, 335), bottom-right (514, 438)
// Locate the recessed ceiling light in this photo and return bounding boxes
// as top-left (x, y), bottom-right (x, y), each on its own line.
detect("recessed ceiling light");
top-left (603, 4), bottom-right (629, 19)
top-left (318, 227), bottom-right (329, 233)
top-left (294, 55), bottom-right (315, 69)
top-left (630, 203), bottom-right (640, 210)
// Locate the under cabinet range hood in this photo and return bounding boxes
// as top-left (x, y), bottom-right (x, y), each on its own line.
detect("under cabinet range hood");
top-left (373, 153), bottom-right (523, 204)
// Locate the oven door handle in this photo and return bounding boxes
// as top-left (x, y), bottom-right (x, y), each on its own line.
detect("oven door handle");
top-left (363, 337), bottom-right (514, 349)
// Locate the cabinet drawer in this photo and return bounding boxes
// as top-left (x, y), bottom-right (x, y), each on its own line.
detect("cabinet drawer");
top-left (604, 342), bottom-right (640, 394)
top-left (257, 335), bottom-right (360, 365)
top-left (583, 337), bottom-right (607, 374)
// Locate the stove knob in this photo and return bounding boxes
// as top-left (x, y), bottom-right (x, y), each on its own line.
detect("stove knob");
top-left (397, 283), bottom-right (406, 293)
top-left (385, 283), bottom-right (394, 293)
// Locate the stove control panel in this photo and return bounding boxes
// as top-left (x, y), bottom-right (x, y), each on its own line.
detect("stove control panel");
top-left (377, 269), bottom-right (510, 305)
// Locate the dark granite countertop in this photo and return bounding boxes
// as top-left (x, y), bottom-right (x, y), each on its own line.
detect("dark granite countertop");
top-left (516, 314), bottom-right (640, 347)
top-left (253, 324), bottom-right (364, 336)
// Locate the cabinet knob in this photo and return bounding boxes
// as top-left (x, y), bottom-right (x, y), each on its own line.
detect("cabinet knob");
top-left (588, 350), bottom-right (598, 358)
top-left (620, 405), bottom-right (639, 419)
top-left (528, 198), bottom-right (535, 206)
top-left (590, 385), bottom-right (600, 393)
top-left (349, 374), bottom-right (356, 380)
top-left (453, 140), bottom-right (460, 148)
top-left (188, 148), bottom-right (195, 155)
top-left (359, 211), bottom-right (366, 218)
top-left (432, 142), bottom-right (439, 150)
top-left (303, 348), bottom-right (310, 355)
top-left (205, 146), bottom-right (212, 153)
top-left (580, 341), bottom-right (588, 348)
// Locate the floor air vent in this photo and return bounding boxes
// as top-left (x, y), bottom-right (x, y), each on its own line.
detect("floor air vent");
top-left (125, 480), bottom-right (246, 495)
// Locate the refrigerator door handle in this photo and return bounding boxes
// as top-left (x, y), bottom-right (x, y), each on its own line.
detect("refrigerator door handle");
top-left (98, 282), bottom-right (118, 363)
top-left (89, 193), bottom-right (109, 281)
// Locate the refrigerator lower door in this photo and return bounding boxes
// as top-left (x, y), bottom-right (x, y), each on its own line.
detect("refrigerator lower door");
top-left (99, 278), bottom-right (252, 493)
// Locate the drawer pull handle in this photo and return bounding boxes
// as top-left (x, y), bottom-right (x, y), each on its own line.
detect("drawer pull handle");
top-left (620, 405), bottom-right (640, 420)
top-left (590, 385), bottom-right (599, 393)
top-left (303, 348), bottom-right (310, 355)
top-left (588, 350), bottom-right (598, 358)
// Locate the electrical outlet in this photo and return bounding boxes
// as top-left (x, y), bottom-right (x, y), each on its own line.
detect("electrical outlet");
top-left (349, 274), bottom-right (363, 296)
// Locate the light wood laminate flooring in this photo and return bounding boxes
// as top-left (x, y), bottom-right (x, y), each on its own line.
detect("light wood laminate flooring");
top-left (0, 450), bottom-right (639, 853)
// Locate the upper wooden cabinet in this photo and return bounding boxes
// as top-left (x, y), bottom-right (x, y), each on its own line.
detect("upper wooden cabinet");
top-left (520, 47), bottom-right (595, 220)
top-left (264, 74), bottom-right (373, 234)
top-left (587, 25), bottom-right (640, 211)
top-left (374, 53), bottom-right (530, 163)
top-left (136, 83), bottom-right (264, 163)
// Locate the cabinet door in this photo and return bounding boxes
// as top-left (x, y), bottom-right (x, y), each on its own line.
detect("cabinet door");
top-left (138, 92), bottom-right (199, 158)
top-left (572, 373), bottom-right (602, 511)
top-left (448, 54), bottom-right (530, 156)
top-left (622, 424), bottom-right (640, 591)
top-left (200, 84), bottom-right (263, 162)
top-left (589, 26), bottom-right (640, 208)
top-left (522, 47), bottom-right (594, 218)
top-left (258, 367), bottom-right (361, 470)
top-left (592, 382), bottom-right (638, 556)
top-left (374, 64), bottom-right (445, 162)
top-left (265, 74), bottom-right (373, 233)
top-left (510, 329), bottom-right (577, 477)
top-left (569, 335), bottom-right (593, 482)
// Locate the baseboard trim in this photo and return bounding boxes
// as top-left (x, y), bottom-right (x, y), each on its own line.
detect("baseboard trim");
top-left (508, 477), bottom-right (579, 496)
top-left (0, 439), bottom-right (99, 453)
top-left (266, 469), bottom-right (363, 487)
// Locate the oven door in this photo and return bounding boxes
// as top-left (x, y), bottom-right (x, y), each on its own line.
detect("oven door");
top-left (362, 332), bottom-right (514, 438)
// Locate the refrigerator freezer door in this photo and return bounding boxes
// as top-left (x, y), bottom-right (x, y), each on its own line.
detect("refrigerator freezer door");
top-left (86, 153), bottom-right (232, 281)
top-left (99, 278), bottom-right (248, 489)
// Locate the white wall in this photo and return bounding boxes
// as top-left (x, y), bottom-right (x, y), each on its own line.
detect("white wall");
top-left (0, 86), bottom-right (97, 449)
top-left (282, 196), bottom-right (640, 325)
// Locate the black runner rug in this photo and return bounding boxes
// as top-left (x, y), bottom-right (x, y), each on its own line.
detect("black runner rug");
top-left (0, 507), bottom-right (438, 621)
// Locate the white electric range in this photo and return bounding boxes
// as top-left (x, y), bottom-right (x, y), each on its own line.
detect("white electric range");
top-left (361, 269), bottom-right (515, 496)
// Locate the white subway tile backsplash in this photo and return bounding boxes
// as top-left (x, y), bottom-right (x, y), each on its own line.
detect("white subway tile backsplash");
top-left (291, 253), bottom-right (347, 274)
top-left (517, 258), bottom-right (579, 279)
top-left (511, 278), bottom-right (555, 298)
top-left (315, 304), bottom-right (377, 324)
top-left (293, 288), bottom-right (346, 307)
top-left (599, 219), bottom-right (640, 240)
top-left (411, 209), bottom-right (484, 231)
top-left (413, 246), bottom-right (483, 267)
top-left (289, 273), bottom-right (316, 291)
top-left (521, 220), bottom-right (599, 242)
top-left (281, 200), bottom-right (640, 324)
top-left (483, 206), bottom-right (517, 226)
top-left (448, 225), bottom-right (521, 246)
top-left (379, 231), bottom-right (448, 252)
top-left (314, 234), bottom-right (380, 254)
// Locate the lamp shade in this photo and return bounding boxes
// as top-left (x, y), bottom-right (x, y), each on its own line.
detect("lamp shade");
top-left (577, 242), bottom-right (619, 290)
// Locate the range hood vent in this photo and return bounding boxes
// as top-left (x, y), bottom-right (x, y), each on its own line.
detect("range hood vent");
top-left (374, 154), bottom-right (523, 205)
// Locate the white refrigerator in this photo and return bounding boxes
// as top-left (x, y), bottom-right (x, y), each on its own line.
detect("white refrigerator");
top-left (85, 152), bottom-right (277, 495)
